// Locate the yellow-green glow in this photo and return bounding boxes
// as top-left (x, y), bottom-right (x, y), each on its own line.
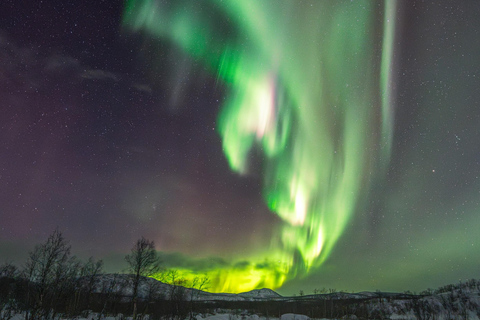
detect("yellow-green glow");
top-left (153, 263), bottom-right (288, 294)
top-left (123, 0), bottom-right (396, 293)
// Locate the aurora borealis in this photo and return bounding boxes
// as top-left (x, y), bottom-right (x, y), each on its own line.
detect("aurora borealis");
top-left (122, 0), bottom-right (396, 291)
top-left (1, 0), bottom-right (480, 295)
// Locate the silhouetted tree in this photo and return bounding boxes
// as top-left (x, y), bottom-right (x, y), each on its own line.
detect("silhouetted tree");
top-left (165, 270), bottom-right (187, 319)
top-left (98, 273), bottom-right (128, 319)
top-left (23, 229), bottom-right (80, 320)
top-left (0, 263), bottom-right (18, 279)
top-left (0, 262), bottom-right (20, 320)
top-left (125, 237), bottom-right (162, 319)
top-left (189, 275), bottom-right (209, 318)
top-left (74, 257), bottom-right (103, 314)
top-left (139, 277), bottom-right (164, 318)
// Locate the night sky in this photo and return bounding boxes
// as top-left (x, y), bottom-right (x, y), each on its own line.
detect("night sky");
top-left (1, 0), bottom-right (480, 295)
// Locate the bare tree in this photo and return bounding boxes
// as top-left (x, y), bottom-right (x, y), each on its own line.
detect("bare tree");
top-left (164, 270), bottom-right (187, 320)
top-left (124, 237), bottom-right (162, 319)
top-left (139, 278), bottom-right (164, 319)
top-left (189, 275), bottom-right (209, 318)
top-left (74, 257), bottom-right (103, 315)
top-left (52, 256), bottom-right (82, 319)
top-left (0, 262), bottom-right (20, 320)
top-left (0, 263), bottom-right (18, 278)
top-left (98, 273), bottom-right (128, 320)
top-left (23, 229), bottom-right (80, 320)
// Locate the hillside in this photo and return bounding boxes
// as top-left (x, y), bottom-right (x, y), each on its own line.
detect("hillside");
top-left (91, 275), bottom-right (480, 319)
top-left (3, 272), bottom-right (480, 319)
top-left (91, 274), bottom-right (282, 301)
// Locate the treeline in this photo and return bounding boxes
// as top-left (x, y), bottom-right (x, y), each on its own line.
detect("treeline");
top-left (2, 230), bottom-right (480, 320)
top-left (0, 230), bottom-right (208, 320)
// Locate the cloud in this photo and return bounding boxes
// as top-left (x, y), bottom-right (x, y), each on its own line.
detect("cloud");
top-left (158, 252), bottom-right (230, 272)
top-left (80, 69), bottom-right (120, 82)
top-left (0, 30), bottom-right (123, 88)
top-left (233, 260), bottom-right (251, 270)
top-left (132, 83), bottom-right (152, 93)
top-left (44, 54), bottom-right (80, 73)
top-left (159, 251), bottom-right (286, 274)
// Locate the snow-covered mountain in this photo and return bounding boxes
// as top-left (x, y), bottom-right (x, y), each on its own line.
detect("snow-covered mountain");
top-left (365, 281), bottom-right (480, 320)
top-left (238, 288), bottom-right (281, 299)
top-left (91, 275), bottom-right (480, 319)
top-left (195, 287), bottom-right (281, 301)
top-left (90, 274), bottom-right (282, 301)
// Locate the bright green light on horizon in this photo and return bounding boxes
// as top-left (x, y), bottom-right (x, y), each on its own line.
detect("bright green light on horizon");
top-left (123, 0), bottom-right (395, 293)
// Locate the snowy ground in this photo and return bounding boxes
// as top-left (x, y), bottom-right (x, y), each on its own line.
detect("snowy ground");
top-left (195, 314), bottom-right (316, 320)
top-left (3, 313), bottom-right (320, 320)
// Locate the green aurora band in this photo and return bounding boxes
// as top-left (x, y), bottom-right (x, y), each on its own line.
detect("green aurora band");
top-left (123, 0), bottom-right (396, 292)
